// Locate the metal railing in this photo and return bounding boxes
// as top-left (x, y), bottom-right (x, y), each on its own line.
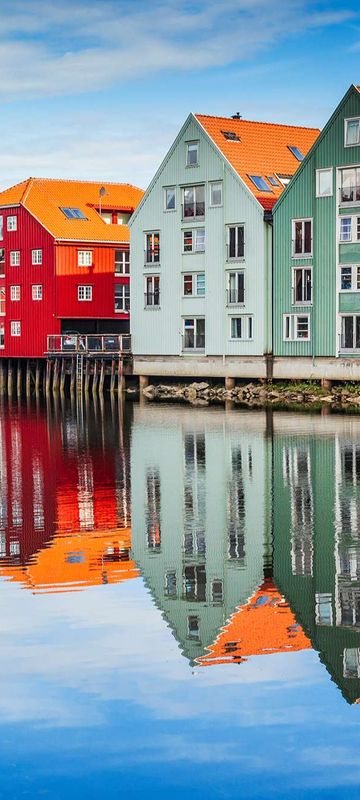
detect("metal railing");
top-left (47, 334), bottom-right (132, 354)
top-left (182, 202), bottom-right (205, 220)
top-left (226, 288), bottom-right (245, 305)
top-left (339, 186), bottom-right (360, 204)
top-left (144, 292), bottom-right (160, 308)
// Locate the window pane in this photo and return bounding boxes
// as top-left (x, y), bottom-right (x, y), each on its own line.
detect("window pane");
top-left (229, 227), bottom-right (236, 258)
top-left (340, 217), bottom-right (352, 241)
top-left (184, 275), bottom-right (193, 295)
top-left (196, 318), bottom-right (205, 348)
top-left (297, 316), bottom-right (309, 338)
top-left (305, 270), bottom-right (312, 302)
top-left (343, 316), bottom-right (354, 348)
top-left (304, 221), bottom-right (312, 253)
top-left (196, 274), bottom-right (205, 296)
top-left (186, 143), bottom-right (198, 165)
top-left (237, 272), bottom-right (244, 303)
top-left (346, 119), bottom-right (360, 146)
top-left (195, 228), bottom-right (205, 251)
top-left (295, 222), bottom-right (303, 253)
top-left (318, 169), bottom-right (332, 197)
top-left (211, 182), bottom-right (222, 205)
top-left (341, 267), bottom-right (352, 290)
top-left (184, 231), bottom-right (193, 252)
top-left (231, 318), bottom-right (241, 338)
top-left (165, 188), bottom-right (175, 210)
top-left (295, 269), bottom-right (303, 302)
top-left (356, 316), bottom-right (360, 349)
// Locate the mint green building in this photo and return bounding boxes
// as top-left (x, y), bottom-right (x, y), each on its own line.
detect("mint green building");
top-left (273, 84), bottom-right (360, 380)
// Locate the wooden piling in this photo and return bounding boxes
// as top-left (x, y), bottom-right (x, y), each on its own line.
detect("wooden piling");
top-left (16, 361), bottom-right (22, 397)
top-left (70, 358), bottom-right (76, 394)
top-left (26, 360), bottom-right (31, 397)
top-left (53, 358), bottom-right (60, 393)
top-left (92, 359), bottom-right (99, 395)
top-left (110, 359), bottom-right (116, 394)
top-left (45, 360), bottom-right (52, 396)
top-left (7, 360), bottom-right (13, 397)
top-left (118, 357), bottom-right (125, 394)
top-left (99, 359), bottom-right (105, 395)
top-left (0, 360), bottom-right (5, 395)
top-left (35, 361), bottom-right (41, 395)
top-left (60, 358), bottom-right (66, 393)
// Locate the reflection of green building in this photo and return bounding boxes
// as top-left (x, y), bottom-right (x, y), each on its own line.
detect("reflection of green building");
top-left (131, 405), bottom-right (271, 664)
top-left (273, 413), bottom-right (360, 704)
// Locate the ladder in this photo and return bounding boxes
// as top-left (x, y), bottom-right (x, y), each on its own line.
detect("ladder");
top-left (76, 353), bottom-right (84, 393)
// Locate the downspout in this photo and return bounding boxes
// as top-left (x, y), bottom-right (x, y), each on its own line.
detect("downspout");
top-left (264, 209), bottom-right (273, 381)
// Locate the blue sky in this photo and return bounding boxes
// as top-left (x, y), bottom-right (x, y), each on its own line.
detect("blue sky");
top-left (1, 0), bottom-right (360, 190)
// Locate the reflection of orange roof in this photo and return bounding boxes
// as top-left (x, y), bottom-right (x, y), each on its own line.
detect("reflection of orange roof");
top-left (197, 577), bottom-right (310, 666)
top-left (195, 115), bottom-right (319, 209)
top-left (0, 528), bottom-right (138, 593)
top-left (0, 178), bottom-right (143, 242)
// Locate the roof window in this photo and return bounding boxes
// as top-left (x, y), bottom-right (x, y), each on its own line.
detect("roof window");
top-left (60, 207), bottom-right (87, 220)
top-left (276, 174), bottom-right (292, 187)
top-left (248, 175), bottom-right (272, 192)
top-left (288, 146), bottom-right (304, 161)
top-left (267, 175), bottom-right (279, 187)
top-left (222, 130), bottom-right (241, 142)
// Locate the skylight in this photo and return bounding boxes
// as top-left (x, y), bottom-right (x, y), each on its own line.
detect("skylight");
top-left (267, 175), bottom-right (279, 187)
top-left (276, 174), bottom-right (292, 187)
top-left (288, 146), bottom-right (304, 161)
top-left (221, 130), bottom-right (241, 142)
top-left (248, 175), bottom-right (272, 192)
top-left (60, 207), bottom-right (87, 220)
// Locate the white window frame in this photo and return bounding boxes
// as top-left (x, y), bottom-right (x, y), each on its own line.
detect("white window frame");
top-left (339, 264), bottom-right (360, 292)
top-left (115, 283), bottom-right (130, 313)
top-left (115, 249), bottom-right (130, 274)
top-left (78, 285), bottom-right (92, 301)
top-left (182, 227), bottom-right (205, 253)
top-left (182, 317), bottom-right (205, 351)
top-left (340, 314), bottom-right (360, 350)
top-left (315, 593), bottom-right (333, 626)
top-left (32, 284), bottom-right (42, 301)
top-left (10, 251), bottom-right (20, 266)
top-left (0, 321), bottom-right (4, 349)
top-left (230, 315), bottom-right (253, 341)
top-left (291, 218), bottom-right (313, 258)
top-left (32, 249), bottom-right (42, 265)
top-left (292, 267), bottom-right (312, 305)
top-left (316, 168), bottom-right (333, 198)
top-left (345, 117), bottom-right (360, 147)
top-left (209, 181), bottom-right (222, 207)
top-left (339, 215), bottom-right (360, 243)
top-left (10, 320), bottom-right (20, 336)
top-left (283, 313), bottom-right (310, 341)
top-left (164, 186), bottom-right (176, 212)
top-left (0, 287), bottom-right (5, 315)
top-left (0, 216), bottom-right (3, 241)
top-left (144, 275), bottom-right (160, 308)
top-left (0, 248), bottom-right (5, 277)
top-left (186, 141), bottom-right (199, 167)
top-left (145, 232), bottom-right (160, 264)
top-left (7, 216), bottom-right (17, 232)
top-left (183, 272), bottom-right (205, 297)
top-left (227, 225), bottom-right (245, 261)
top-left (227, 271), bottom-right (245, 305)
top-left (10, 285), bottom-right (20, 301)
top-left (77, 250), bottom-right (92, 267)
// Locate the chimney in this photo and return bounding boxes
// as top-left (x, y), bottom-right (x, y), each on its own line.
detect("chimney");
top-left (231, 112), bottom-right (242, 119)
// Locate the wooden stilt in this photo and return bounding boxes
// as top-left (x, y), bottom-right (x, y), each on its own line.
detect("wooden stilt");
top-left (53, 358), bottom-right (60, 393)
top-left (118, 357), bottom-right (125, 394)
top-left (84, 359), bottom-right (90, 394)
top-left (17, 361), bottom-right (22, 397)
top-left (60, 358), bottom-right (66, 393)
top-left (92, 359), bottom-right (99, 395)
top-left (99, 359), bottom-right (105, 395)
top-left (45, 360), bottom-right (52, 397)
top-left (110, 359), bottom-right (116, 394)
top-left (26, 360), bottom-right (31, 397)
top-left (70, 358), bottom-right (76, 395)
top-left (7, 360), bottom-right (13, 397)
top-left (35, 361), bottom-right (41, 395)
top-left (0, 360), bottom-right (5, 395)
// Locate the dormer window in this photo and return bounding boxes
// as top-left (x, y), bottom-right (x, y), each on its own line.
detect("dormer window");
top-left (221, 130), bottom-right (241, 142)
top-left (186, 141), bottom-right (199, 167)
top-left (345, 118), bottom-right (360, 147)
top-left (248, 175), bottom-right (272, 192)
top-left (61, 207), bottom-right (87, 220)
top-left (288, 146), bottom-right (304, 161)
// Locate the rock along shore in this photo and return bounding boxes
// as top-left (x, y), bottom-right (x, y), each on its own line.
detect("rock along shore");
top-left (128, 381), bottom-right (360, 410)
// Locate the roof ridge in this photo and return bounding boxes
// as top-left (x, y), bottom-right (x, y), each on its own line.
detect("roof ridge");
top-left (31, 177), bottom-right (143, 190)
top-left (0, 177), bottom-right (32, 197)
top-left (195, 113), bottom-right (320, 132)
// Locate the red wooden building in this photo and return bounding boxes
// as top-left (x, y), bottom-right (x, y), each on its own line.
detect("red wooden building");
top-left (0, 178), bottom-right (143, 358)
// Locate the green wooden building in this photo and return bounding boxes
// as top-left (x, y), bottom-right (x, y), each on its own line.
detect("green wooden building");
top-left (273, 84), bottom-right (360, 380)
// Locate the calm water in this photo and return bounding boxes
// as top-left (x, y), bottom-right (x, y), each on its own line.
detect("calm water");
top-left (1, 397), bottom-right (360, 798)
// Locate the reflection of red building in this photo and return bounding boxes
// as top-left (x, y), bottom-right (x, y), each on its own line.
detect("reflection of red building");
top-left (197, 577), bottom-right (310, 667)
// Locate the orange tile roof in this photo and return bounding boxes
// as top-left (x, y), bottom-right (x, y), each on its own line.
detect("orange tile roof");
top-left (195, 115), bottom-right (320, 209)
top-left (197, 577), bottom-right (311, 667)
top-left (0, 178), bottom-right (144, 242)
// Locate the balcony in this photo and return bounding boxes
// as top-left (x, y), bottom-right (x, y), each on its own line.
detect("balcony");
top-left (47, 334), bottom-right (132, 354)
top-left (182, 202), bottom-right (205, 221)
top-left (144, 292), bottom-right (160, 309)
top-left (339, 186), bottom-right (360, 204)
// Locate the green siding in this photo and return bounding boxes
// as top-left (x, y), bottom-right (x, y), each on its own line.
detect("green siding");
top-left (339, 244), bottom-right (360, 263)
top-left (339, 292), bottom-right (360, 313)
top-left (274, 86), bottom-right (360, 357)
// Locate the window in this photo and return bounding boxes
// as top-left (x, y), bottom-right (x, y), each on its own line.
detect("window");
top-left (10, 251), bottom-right (20, 266)
top-left (60, 207), bottom-right (87, 220)
top-left (0, 287), bottom-right (5, 315)
top-left (145, 275), bottom-right (160, 307)
top-left (212, 580), bottom-right (223, 603)
top-left (277, 174), bottom-right (292, 187)
top-left (183, 318), bottom-right (205, 350)
top-left (11, 321), bottom-right (20, 336)
top-left (115, 249), bottom-right (129, 274)
top-left (182, 185), bottom-right (205, 219)
top-left (0, 248), bottom-right (4, 276)
top-left (292, 219), bottom-right (312, 256)
top-left (115, 284), bottom-right (130, 312)
top-left (288, 145), bottom-right (304, 161)
top-left (78, 285), bottom-right (92, 301)
top-left (283, 314), bottom-right (310, 341)
top-left (187, 615), bottom-right (200, 639)
top-left (343, 648), bottom-right (360, 678)
top-left (248, 175), bottom-right (272, 192)
top-left (164, 187), bottom-right (176, 211)
top-left (7, 216), bottom-right (17, 231)
top-left (221, 130), bottom-right (240, 141)
top-left (339, 167), bottom-right (360, 203)
top-left (339, 215), bottom-right (360, 242)
top-left (183, 273), bottom-right (205, 297)
top-left (210, 181), bottom-right (222, 206)
top-left (267, 175), bottom-right (279, 187)
top-left (340, 265), bottom-right (360, 291)
top-left (145, 232), bottom-right (160, 263)
top-left (32, 249), bottom-right (42, 265)
top-left (183, 228), bottom-right (205, 253)
top-left (10, 285), bottom-right (20, 301)
top-left (0, 216), bottom-right (3, 240)
top-left (293, 268), bottom-right (312, 304)
top-left (316, 168), bottom-right (333, 197)
top-left (230, 315), bottom-right (253, 340)
top-left (340, 315), bottom-right (360, 350)
top-left (186, 141), bottom-right (199, 166)
top-left (315, 593), bottom-right (333, 626)
top-left (32, 284), bottom-right (42, 300)
top-left (345, 118), bottom-right (360, 147)
top-left (227, 225), bottom-right (244, 260)
top-left (0, 322), bottom-right (4, 348)
top-left (165, 571), bottom-right (177, 598)
top-left (78, 250), bottom-right (92, 266)
top-left (227, 271), bottom-right (245, 304)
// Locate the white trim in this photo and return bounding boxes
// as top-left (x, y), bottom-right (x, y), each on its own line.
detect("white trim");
top-left (229, 314), bottom-right (253, 341)
top-left (291, 217), bottom-right (313, 258)
top-left (344, 116), bottom-right (360, 147)
top-left (283, 312), bottom-right (311, 341)
top-left (315, 167), bottom-right (333, 198)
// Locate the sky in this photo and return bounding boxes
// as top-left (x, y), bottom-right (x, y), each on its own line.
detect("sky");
top-left (1, 0), bottom-right (360, 191)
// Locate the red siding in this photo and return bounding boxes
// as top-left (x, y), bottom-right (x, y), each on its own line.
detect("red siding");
top-left (0, 206), bottom-right (59, 357)
top-left (55, 242), bottom-right (129, 321)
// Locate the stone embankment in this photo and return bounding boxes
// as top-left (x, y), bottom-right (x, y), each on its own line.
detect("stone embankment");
top-left (131, 381), bottom-right (360, 409)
